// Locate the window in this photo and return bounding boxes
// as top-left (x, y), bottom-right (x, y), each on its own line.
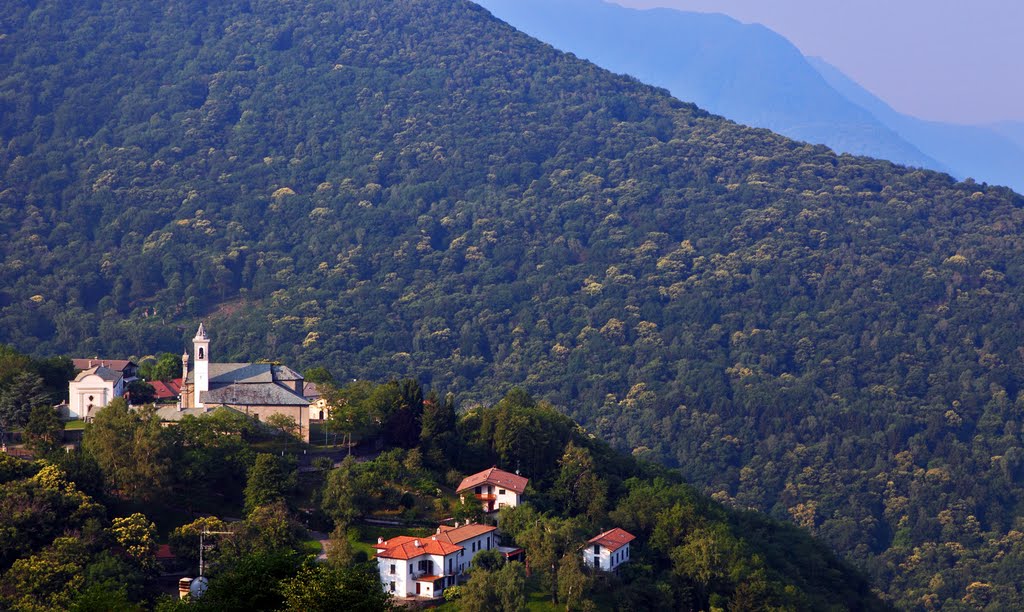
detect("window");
top-left (594, 558), bottom-right (600, 569)
top-left (499, 488), bottom-right (506, 494)
top-left (390, 582), bottom-right (395, 592)
top-left (475, 486), bottom-right (482, 494)
top-left (593, 544), bottom-right (600, 554)
top-left (390, 564), bottom-right (396, 575)
top-left (198, 348), bottom-right (204, 359)
top-left (486, 536), bottom-right (491, 548)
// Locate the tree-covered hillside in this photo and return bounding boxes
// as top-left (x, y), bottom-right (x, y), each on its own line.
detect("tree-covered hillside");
top-left (3, 0), bottom-right (1024, 606)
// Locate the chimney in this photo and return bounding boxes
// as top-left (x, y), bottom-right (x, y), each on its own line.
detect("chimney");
top-left (377, 537), bottom-right (384, 545)
top-left (414, 540), bottom-right (421, 548)
top-left (436, 527), bottom-right (441, 534)
top-left (431, 535), bottom-right (437, 541)
top-left (88, 360), bottom-right (93, 368)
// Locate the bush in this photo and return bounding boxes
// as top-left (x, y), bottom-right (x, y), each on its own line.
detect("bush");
top-left (443, 585), bottom-right (464, 602)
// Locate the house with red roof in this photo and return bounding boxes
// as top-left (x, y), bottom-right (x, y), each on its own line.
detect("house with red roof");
top-left (149, 378), bottom-right (183, 402)
top-left (374, 523), bottom-right (499, 599)
top-left (456, 466), bottom-right (528, 513)
top-left (582, 527), bottom-right (636, 572)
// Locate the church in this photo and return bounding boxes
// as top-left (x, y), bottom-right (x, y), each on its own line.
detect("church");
top-left (178, 324), bottom-right (313, 441)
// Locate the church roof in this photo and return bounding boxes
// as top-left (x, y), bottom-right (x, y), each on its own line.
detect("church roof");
top-left (73, 366), bottom-right (122, 383)
top-left (186, 363), bottom-right (276, 384)
top-left (202, 382), bottom-right (309, 407)
top-left (271, 365), bottom-right (304, 381)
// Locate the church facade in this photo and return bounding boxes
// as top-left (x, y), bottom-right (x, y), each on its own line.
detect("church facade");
top-left (178, 324), bottom-right (313, 441)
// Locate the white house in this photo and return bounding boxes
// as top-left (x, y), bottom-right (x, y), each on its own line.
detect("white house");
top-left (303, 382), bottom-right (330, 422)
top-left (66, 365), bottom-right (125, 420)
top-left (582, 528), bottom-right (635, 572)
top-left (456, 467), bottom-right (528, 514)
top-left (375, 523), bottom-right (498, 599)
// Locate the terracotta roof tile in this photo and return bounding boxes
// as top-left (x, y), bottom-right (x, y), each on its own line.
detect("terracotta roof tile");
top-left (376, 538), bottom-right (462, 560)
top-left (150, 378), bottom-right (182, 399)
top-left (587, 528), bottom-right (636, 552)
top-left (456, 467), bottom-right (529, 494)
top-left (434, 524), bottom-right (496, 545)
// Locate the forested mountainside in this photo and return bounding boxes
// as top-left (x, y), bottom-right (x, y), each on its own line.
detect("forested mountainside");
top-left (0, 350), bottom-right (886, 610)
top-left (3, 0), bottom-right (1024, 606)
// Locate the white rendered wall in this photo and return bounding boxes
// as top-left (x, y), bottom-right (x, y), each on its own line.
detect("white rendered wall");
top-left (582, 542), bottom-right (630, 571)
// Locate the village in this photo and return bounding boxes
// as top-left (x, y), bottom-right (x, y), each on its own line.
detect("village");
top-left (34, 324), bottom-right (642, 607)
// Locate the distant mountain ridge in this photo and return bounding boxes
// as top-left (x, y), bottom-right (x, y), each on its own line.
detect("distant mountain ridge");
top-left (809, 57), bottom-right (1024, 193)
top-left (473, 0), bottom-right (942, 170)
top-left (474, 0), bottom-right (1023, 193)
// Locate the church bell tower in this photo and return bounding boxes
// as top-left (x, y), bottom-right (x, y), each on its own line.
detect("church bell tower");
top-left (193, 323), bottom-right (210, 408)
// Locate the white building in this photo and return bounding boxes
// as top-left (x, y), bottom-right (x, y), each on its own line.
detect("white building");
top-left (66, 365), bottom-right (125, 420)
top-left (375, 524), bottom-right (498, 599)
top-left (582, 528), bottom-right (636, 572)
top-left (303, 382), bottom-right (330, 422)
top-left (456, 467), bottom-right (528, 514)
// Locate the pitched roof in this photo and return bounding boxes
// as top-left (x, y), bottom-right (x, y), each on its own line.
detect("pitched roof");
top-left (376, 537), bottom-right (463, 560)
top-left (271, 365), bottom-right (304, 381)
top-left (435, 524), bottom-right (496, 545)
top-left (150, 378), bottom-right (182, 400)
top-left (73, 359), bottom-right (135, 373)
top-left (303, 381), bottom-right (323, 399)
top-left (587, 528), bottom-right (636, 552)
top-left (457, 467), bottom-right (529, 494)
top-left (74, 365), bottom-right (122, 383)
top-left (202, 382), bottom-right (309, 407)
top-left (185, 363), bottom-right (304, 386)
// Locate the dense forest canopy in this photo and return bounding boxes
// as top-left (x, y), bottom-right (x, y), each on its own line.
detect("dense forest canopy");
top-left (3, 0), bottom-right (1024, 606)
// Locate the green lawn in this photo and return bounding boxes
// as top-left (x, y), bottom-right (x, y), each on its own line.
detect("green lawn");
top-left (299, 539), bottom-right (324, 556)
top-left (63, 420), bottom-right (87, 430)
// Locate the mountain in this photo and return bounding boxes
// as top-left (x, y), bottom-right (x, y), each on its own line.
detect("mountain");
top-left (809, 57), bottom-right (1024, 193)
top-left (4, 0), bottom-right (1024, 606)
top-left (989, 120), bottom-right (1024, 152)
top-left (472, 0), bottom-right (942, 171)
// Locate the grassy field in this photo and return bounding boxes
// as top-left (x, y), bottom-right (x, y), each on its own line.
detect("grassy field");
top-left (63, 420), bottom-right (87, 430)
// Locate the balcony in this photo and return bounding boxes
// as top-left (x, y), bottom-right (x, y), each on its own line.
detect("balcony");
top-left (474, 493), bottom-right (497, 501)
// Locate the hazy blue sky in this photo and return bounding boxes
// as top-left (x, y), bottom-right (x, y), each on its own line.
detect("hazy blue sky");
top-left (613, 0), bottom-right (1024, 125)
